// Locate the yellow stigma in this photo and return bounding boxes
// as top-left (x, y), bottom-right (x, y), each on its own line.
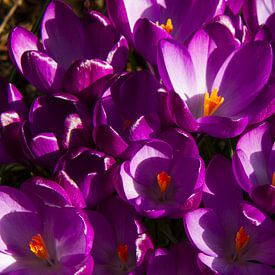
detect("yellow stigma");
top-left (203, 88), bottom-right (224, 116)
top-left (156, 18), bottom-right (173, 33)
top-left (117, 244), bottom-right (129, 263)
top-left (235, 226), bottom-right (250, 252)
top-left (29, 234), bottom-right (49, 260)
top-left (157, 171), bottom-right (171, 193)
top-left (272, 172), bottom-right (275, 186)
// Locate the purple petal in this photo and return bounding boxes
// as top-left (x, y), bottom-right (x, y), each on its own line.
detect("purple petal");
top-left (234, 122), bottom-right (272, 189)
top-left (8, 26), bottom-right (42, 74)
top-left (21, 50), bottom-right (64, 93)
top-left (184, 208), bottom-right (226, 257)
top-left (63, 59), bottom-right (113, 98)
top-left (213, 41), bottom-right (273, 116)
top-left (188, 29), bottom-right (216, 92)
top-left (197, 115), bottom-right (248, 138)
top-left (41, 0), bottom-right (85, 69)
top-left (134, 18), bottom-right (171, 64)
top-left (204, 155), bottom-right (243, 217)
top-left (158, 39), bottom-right (196, 97)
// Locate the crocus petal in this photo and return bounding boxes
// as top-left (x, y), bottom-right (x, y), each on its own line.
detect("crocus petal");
top-left (251, 185), bottom-right (275, 213)
top-left (204, 155), bottom-right (243, 232)
top-left (107, 36), bottom-right (129, 72)
top-left (63, 59), bottom-right (113, 98)
top-left (54, 171), bottom-right (86, 208)
top-left (30, 132), bottom-right (60, 167)
top-left (188, 29), bottom-right (216, 93)
top-left (120, 161), bottom-right (140, 201)
top-left (21, 50), bottom-right (64, 93)
top-left (41, 0), bottom-right (85, 69)
top-left (21, 176), bottom-right (72, 208)
top-left (197, 115), bottom-right (248, 138)
top-left (44, 206), bottom-right (93, 266)
top-left (241, 84), bottom-right (275, 125)
top-left (134, 18), bottom-right (171, 64)
top-left (82, 11), bottom-right (119, 60)
top-left (234, 122), bottom-right (272, 188)
top-left (8, 26), bottom-right (43, 74)
top-left (227, 0), bottom-right (244, 15)
top-left (213, 41), bottom-right (273, 116)
top-left (93, 125), bottom-right (128, 158)
top-left (184, 208), bottom-right (225, 257)
top-left (106, 0), bottom-right (157, 43)
top-left (86, 211), bottom-right (116, 264)
top-left (233, 149), bottom-right (255, 193)
top-left (158, 39), bottom-right (196, 97)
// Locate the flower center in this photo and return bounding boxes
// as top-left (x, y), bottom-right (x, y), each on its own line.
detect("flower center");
top-left (117, 244), bottom-right (129, 264)
top-left (203, 88), bottom-right (224, 116)
top-left (235, 226), bottom-right (250, 252)
top-left (157, 171), bottom-right (171, 193)
top-left (272, 172), bottom-right (275, 187)
top-left (29, 234), bottom-right (49, 260)
top-left (156, 18), bottom-right (173, 33)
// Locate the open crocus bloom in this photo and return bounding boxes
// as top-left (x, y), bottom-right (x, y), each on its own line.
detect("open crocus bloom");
top-left (184, 155), bottom-right (275, 274)
top-left (8, 0), bottom-right (128, 97)
top-left (119, 135), bottom-right (204, 218)
top-left (158, 29), bottom-right (273, 137)
top-left (87, 197), bottom-right (153, 274)
top-left (0, 186), bottom-right (93, 274)
top-left (106, 0), bottom-right (220, 64)
top-left (233, 122), bottom-right (275, 213)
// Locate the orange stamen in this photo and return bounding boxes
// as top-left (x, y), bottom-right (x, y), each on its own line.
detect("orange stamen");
top-left (235, 226), bottom-right (250, 252)
top-left (272, 172), bottom-right (275, 186)
top-left (156, 18), bottom-right (173, 33)
top-left (117, 244), bottom-right (129, 263)
top-left (203, 88), bottom-right (224, 116)
top-left (29, 234), bottom-right (49, 260)
top-left (157, 171), bottom-right (171, 193)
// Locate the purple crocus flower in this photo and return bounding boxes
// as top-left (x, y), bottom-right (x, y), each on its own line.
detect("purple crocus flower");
top-left (0, 185), bottom-right (94, 274)
top-left (0, 79), bottom-right (27, 164)
top-left (158, 29), bottom-right (273, 137)
top-left (233, 122), bottom-right (275, 213)
top-left (8, 0), bottom-right (128, 98)
top-left (20, 93), bottom-right (92, 169)
top-left (54, 147), bottom-right (116, 209)
top-left (93, 71), bottom-right (161, 159)
top-left (119, 131), bottom-right (204, 218)
top-left (243, 0), bottom-right (275, 32)
top-left (87, 197), bottom-right (153, 274)
top-left (147, 242), bottom-right (201, 275)
top-left (184, 155), bottom-right (275, 274)
top-left (106, 0), bottom-right (220, 64)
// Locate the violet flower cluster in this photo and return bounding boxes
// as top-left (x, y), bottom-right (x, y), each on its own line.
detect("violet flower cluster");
top-left (0, 0), bottom-right (275, 274)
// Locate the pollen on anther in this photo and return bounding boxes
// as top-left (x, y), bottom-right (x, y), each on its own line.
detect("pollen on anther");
top-left (157, 171), bottom-right (171, 193)
top-left (203, 88), bottom-right (224, 116)
top-left (29, 234), bottom-right (49, 260)
top-left (117, 244), bottom-right (129, 263)
top-left (156, 18), bottom-right (173, 33)
top-left (235, 226), bottom-right (250, 252)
